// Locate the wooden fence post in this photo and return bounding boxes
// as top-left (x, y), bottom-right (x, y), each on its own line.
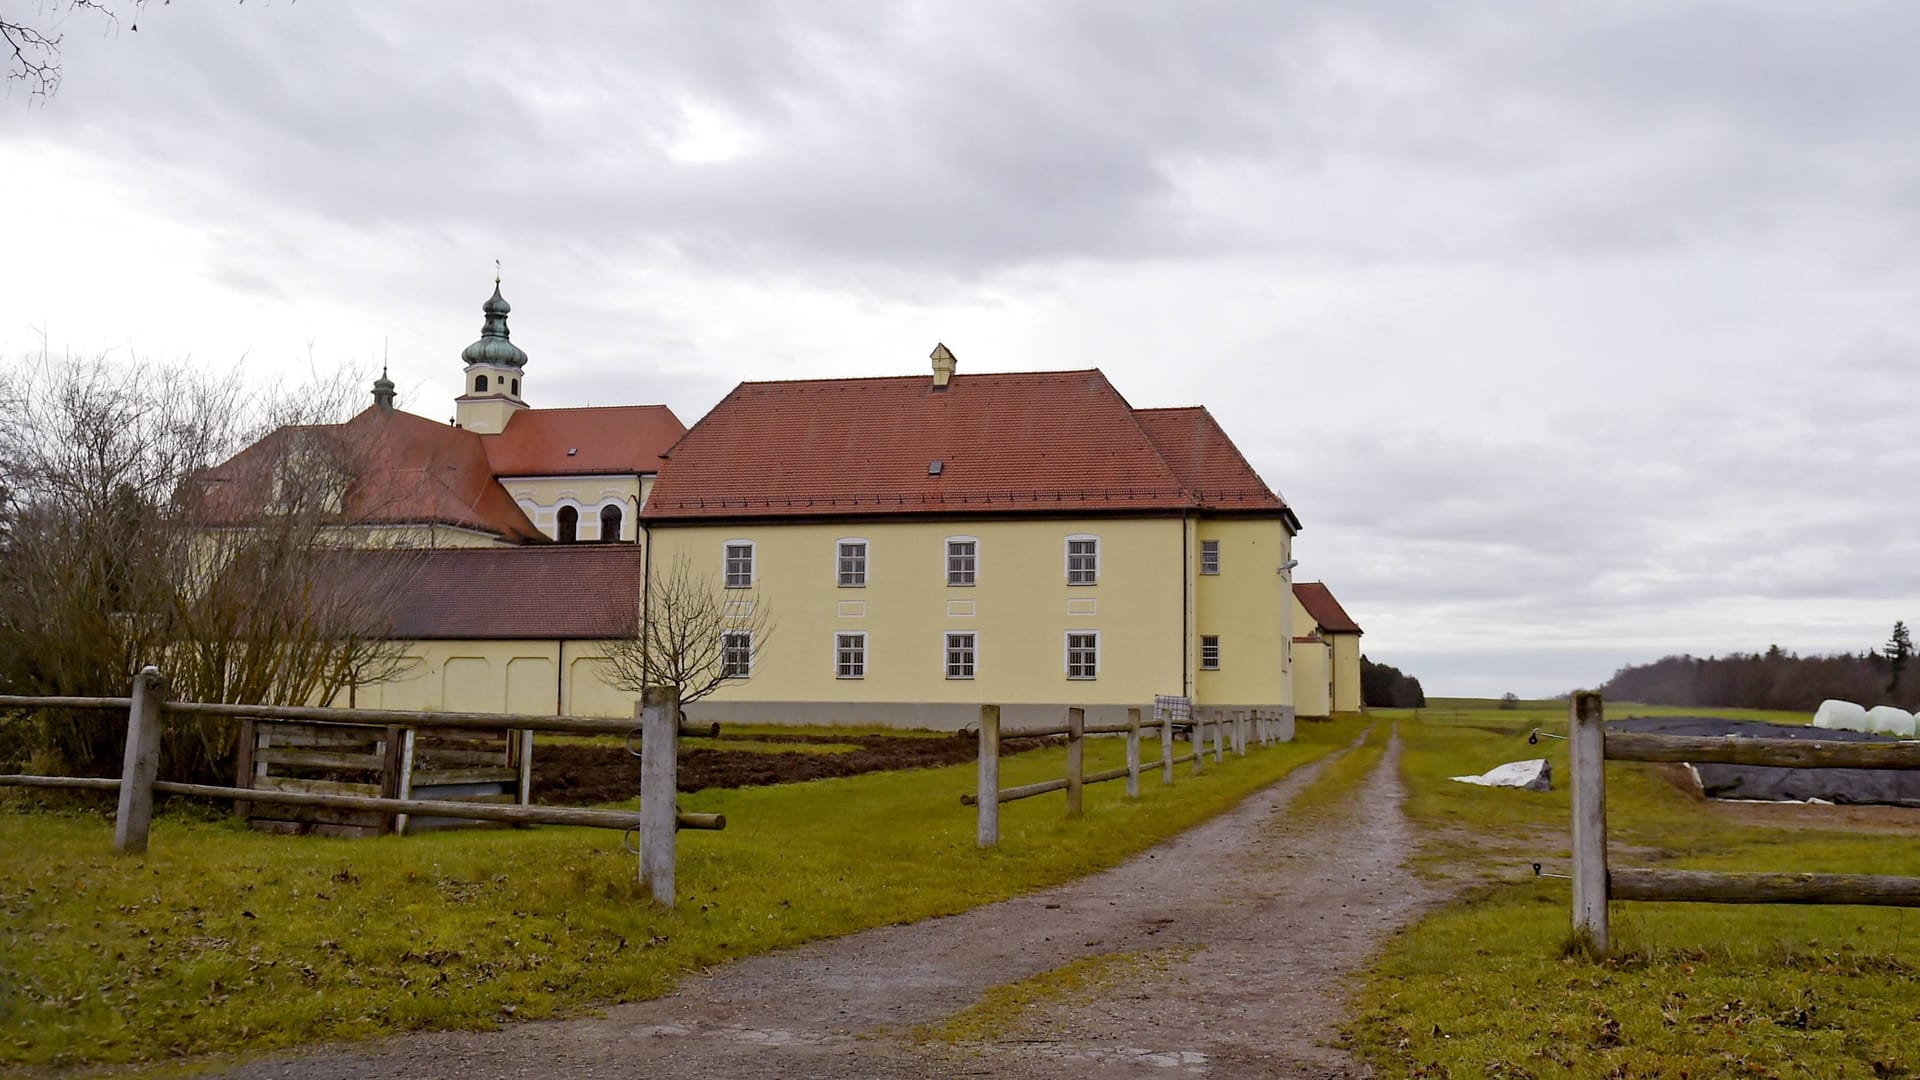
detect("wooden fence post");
top-left (977, 704), bottom-right (1000, 848)
top-left (1213, 710), bottom-right (1225, 763)
top-left (1065, 707), bottom-right (1084, 818)
top-left (1160, 708), bottom-right (1174, 784)
top-left (1569, 690), bottom-right (1610, 956)
top-left (1235, 711), bottom-right (1246, 756)
top-left (1192, 714), bottom-right (1205, 776)
top-left (640, 687), bottom-right (681, 905)
top-left (232, 718), bottom-right (256, 822)
top-left (1126, 707), bottom-right (1142, 799)
top-left (377, 724), bottom-right (405, 836)
top-left (113, 666), bottom-right (164, 855)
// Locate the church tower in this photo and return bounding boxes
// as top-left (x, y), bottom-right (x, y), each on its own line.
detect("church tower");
top-left (454, 277), bottom-right (530, 433)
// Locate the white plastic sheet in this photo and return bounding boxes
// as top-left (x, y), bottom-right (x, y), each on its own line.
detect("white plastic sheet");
top-left (1449, 758), bottom-right (1552, 791)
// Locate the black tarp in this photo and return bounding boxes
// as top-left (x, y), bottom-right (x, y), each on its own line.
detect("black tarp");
top-left (1612, 716), bottom-right (1920, 806)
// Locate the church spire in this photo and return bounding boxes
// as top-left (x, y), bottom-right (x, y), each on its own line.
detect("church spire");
top-left (454, 270), bottom-right (531, 433)
top-left (461, 278), bottom-right (529, 369)
top-left (372, 363), bottom-right (396, 411)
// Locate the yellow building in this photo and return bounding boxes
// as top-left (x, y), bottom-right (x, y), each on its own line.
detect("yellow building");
top-left (338, 547), bottom-right (643, 718)
top-left (639, 351), bottom-right (1303, 730)
top-left (1291, 582), bottom-right (1365, 717)
top-left (202, 281), bottom-right (685, 550)
top-left (206, 286), bottom-right (1310, 731)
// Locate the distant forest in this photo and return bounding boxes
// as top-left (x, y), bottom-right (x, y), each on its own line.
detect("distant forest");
top-left (1598, 624), bottom-right (1918, 712)
top-left (1361, 656), bottom-right (1427, 708)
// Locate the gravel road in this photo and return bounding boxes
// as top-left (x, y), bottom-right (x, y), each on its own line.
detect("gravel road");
top-left (215, 724), bottom-right (1434, 1080)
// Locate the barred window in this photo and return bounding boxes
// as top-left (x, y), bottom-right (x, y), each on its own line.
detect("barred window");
top-left (724, 542), bottom-right (755, 588)
top-left (721, 631), bottom-right (753, 678)
top-left (946, 538), bottom-right (977, 586)
top-left (1066, 632), bottom-right (1099, 679)
top-left (1066, 536), bottom-right (1099, 585)
top-left (835, 633), bottom-right (866, 678)
top-left (945, 632), bottom-right (976, 679)
top-left (1201, 635), bottom-right (1221, 671)
top-left (1200, 540), bottom-right (1220, 575)
top-left (838, 540), bottom-right (867, 587)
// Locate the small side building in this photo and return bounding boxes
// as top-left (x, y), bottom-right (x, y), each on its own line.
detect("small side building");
top-left (340, 546), bottom-right (643, 718)
top-left (1291, 582), bottom-right (1364, 717)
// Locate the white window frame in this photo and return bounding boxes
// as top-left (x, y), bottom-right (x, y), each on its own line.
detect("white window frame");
top-left (1065, 534), bottom-right (1100, 585)
top-left (944, 631), bottom-right (977, 680)
top-left (945, 536), bottom-right (979, 587)
top-left (721, 630), bottom-right (753, 679)
top-left (836, 537), bottom-right (869, 588)
top-left (1065, 630), bottom-right (1100, 680)
top-left (1200, 635), bottom-right (1221, 671)
top-left (1200, 539), bottom-right (1220, 575)
top-left (723, 540), bottom-right (756, 589)
top-left (835, 631), bottom-right (867, 680)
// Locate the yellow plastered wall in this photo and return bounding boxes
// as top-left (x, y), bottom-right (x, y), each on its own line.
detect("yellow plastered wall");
top-left (503, 475), bottom-right (646, 542)
top-left (453, 395), bottom-right (524, 435)
top-left (1192, 518), bottom-right (1293, 708)
top-left (646, 518), bottom-right (1187, 706)
top-left (1292, 637), bottom-right (1332, 718)
top-left (1330, 632), bottom-right (1364, 713)
top-left (343, 639), bottom-right (636, 718)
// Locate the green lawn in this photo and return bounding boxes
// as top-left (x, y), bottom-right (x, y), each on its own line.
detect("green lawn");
top-left (0, 717), bottom-right (1362, 1075)
top-left (1350, 702), bottom-right (1920, 1079)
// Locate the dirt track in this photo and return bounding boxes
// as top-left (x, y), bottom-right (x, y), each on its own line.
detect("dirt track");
top-left (217, 726), bottom-right (1435, 1080)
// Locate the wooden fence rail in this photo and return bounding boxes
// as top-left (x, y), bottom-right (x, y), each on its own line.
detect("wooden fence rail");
top-left (0, 669), bottom-right (719, 906)
top-left (1568, 689), bottom-right (1920, 954)
top-left (967, 700), bottom-right (1292, 847)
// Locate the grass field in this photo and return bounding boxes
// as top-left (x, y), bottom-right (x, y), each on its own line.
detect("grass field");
top-left (1350, 700), bottom-right (1920, 1079)
top-left (0, 717), bottom-right (1362, 1076)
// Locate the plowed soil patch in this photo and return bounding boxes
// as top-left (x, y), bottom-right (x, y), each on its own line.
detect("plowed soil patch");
top-left (532, 733), bottom-right (1058, 805)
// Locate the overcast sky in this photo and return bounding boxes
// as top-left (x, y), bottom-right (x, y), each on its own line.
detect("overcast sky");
top-left (5, 1), bottom-right (1917, 697)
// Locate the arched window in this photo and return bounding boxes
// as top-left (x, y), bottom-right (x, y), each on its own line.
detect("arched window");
top-left (511, 378), bottom-right (520, 396)
top-left (474, 374), bottom-right (489, 393)
top-left (557, 506), bottom-right (578, 543)
top-left (600, 504), bottom-right (623, 543)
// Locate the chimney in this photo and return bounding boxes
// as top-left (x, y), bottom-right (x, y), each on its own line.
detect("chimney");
top-left (930, 342), bottom-right (956, 390)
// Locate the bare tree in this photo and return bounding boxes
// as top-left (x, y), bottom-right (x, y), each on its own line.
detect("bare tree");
top-left (5, 2), bottom-right (268, 100)
top-left (599, 551), bottom-right (775, 706)
top-left (0, 349), bottom-right (418, 782)
top-left (4, 1), bottom-right (142, 99)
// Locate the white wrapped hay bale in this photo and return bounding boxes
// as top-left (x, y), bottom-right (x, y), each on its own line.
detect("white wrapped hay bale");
top-left (1813, 699), bottom-right (1869, 732)
top-left (1866, 705), bottom-right (1917, 738)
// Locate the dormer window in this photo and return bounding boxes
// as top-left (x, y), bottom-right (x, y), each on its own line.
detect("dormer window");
top-left (474, 374), bottom-right (489, 393)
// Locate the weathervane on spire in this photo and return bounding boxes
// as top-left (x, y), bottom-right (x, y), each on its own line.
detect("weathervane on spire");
top-left (495, 258), bottom-right (502, 287)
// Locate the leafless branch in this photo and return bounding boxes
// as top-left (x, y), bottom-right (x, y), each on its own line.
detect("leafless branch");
top-left (600, 551), bottom-right (776, 706)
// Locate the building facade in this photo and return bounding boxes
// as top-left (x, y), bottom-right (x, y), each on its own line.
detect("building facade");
top-left (204, 284), bottom-right (1339, 729)
top-left (640, 358), bottom-right (1302, 729)
top-left (1290, 582), bottom-right (1365, 717)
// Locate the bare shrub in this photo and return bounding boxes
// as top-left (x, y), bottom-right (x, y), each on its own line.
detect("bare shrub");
top-left (0, 350), bottom-right (416, 782)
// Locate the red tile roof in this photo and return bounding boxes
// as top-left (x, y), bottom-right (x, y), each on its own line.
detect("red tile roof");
top-left (643, 369), bottom-right (1295, 522)
top-left (350, 546), bottom-right (643, 639)
top-left (483, 405), bottom-right (685, 477)
top-left (1134, 407), bottom-right (1288, 513)
top-left (197, 407), bottom-right (545, 542)
top-left (1294, 582), bottom-right (1362, 634)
